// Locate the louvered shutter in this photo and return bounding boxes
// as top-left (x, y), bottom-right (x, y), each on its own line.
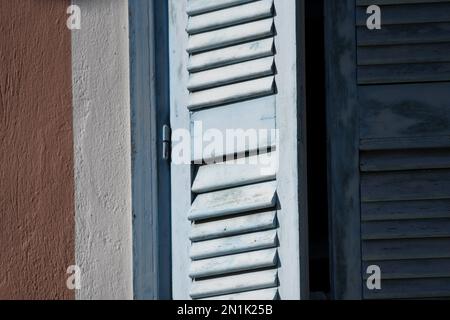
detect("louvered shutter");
top-left (169, 0), bottom-right (308, 300)
top-left (327, 0), bottom-right (450, 299)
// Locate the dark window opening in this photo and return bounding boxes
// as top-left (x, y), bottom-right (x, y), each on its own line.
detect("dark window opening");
top-left (305, 0), bottom-right (330, 299)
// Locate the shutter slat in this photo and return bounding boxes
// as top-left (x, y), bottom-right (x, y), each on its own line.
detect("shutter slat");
top-left (190, 269), bottom-right (278, 299)
top-left (357, 23), bottom-right (450, 47)
top-left (188, 38), bottom-right (274, 72)
top-left (358, 62), bottom-right (450, 84)
top-left (357, 22), bottom-right (450, 47)
top-left (361, 170), bottom-right (450, 202)
top-left (364, 278), bottom-right (450, 299)
top-left (188, 76), bottom-right (275, 110)
top-left (187, 0), bottom-right (256, 16)
top-left (362, 199), bottom-right (450, 222)
top-left (356, 2), bottom-right (450, 26)
top-left (190, 96), bottom-right (276, 162)
top-left (358, 43), bottom-right (450, 66)
top-left (361, 136), bottom-right (450, 151)
top-left (362, 219), bottom-right (450, 240)
top-left (187, 18), bottom-right (274, 54)
top-left (190, 211), bottom-right (277, 241)
top-left (187, 0), bottom-right (273, 34)
top-left (192, 152), bottom-right (277, 194)
top-left (189, 181), bottom-right (277, 221)
top-left (190, 230), bottom-right (278, 260)
top-left (188, 56), bottom-right (275, 92)
top-left (189, 248), bottom-right (278, 278)
top-left (363, 259), bottom-right (450, 280)
top-left (362, 238), bottom-right (450, 261)
top-left (361, 149), bottom-right (450, 172)
top-left (201, 288), bottom-right (278, 300)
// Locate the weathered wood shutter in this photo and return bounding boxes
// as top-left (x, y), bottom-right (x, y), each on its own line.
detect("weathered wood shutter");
top-left (169, 0), bottom-right (308, 300)
top-left (327, 0), bottom-right (450, 299)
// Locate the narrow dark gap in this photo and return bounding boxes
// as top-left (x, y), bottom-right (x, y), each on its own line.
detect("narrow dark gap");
top-left (304, 0), bottom-right (330, 299)
top-left (154, 0), bottom-right (172, 300)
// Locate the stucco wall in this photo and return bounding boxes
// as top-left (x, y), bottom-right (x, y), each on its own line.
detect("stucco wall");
top-left (72, 0), bottom-right (132, 299)
top-left (0, 0), bottom-right (74, 299)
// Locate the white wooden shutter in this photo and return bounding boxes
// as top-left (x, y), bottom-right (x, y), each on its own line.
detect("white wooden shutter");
top-left (169, 0), bottom-right (308, 300)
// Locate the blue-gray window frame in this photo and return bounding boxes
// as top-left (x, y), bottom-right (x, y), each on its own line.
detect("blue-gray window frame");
top-left (129, 0), bottom-right (172, 299)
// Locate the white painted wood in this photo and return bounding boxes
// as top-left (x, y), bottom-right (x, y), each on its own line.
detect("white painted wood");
top-left (188, 38), bottom-right (275, 72)
top-left (187, 0), bottom-right (273, 34)
top-left (188, 76), bottom-right (275, 110)
top-left (189, 248), bottom-right (278, 278)
top-left (192, 152), bottom-right (278, 193)
top-left (188, 57), bottom-right (275, 91)
top-left (190, 95), bottom-right (276, 162)
top-left (187, 18), bottom-right (274, 53)
top-left (201, 288), bottom-right (278, 300)
top-left (169, 0), bottom-right (192, 299)
top-left (190, 269), bottom-right (278, 299)
top-left (190, 230), bottom-right (278, 260)
top-left (273, 0), bottom-right (308, 299)
top-left (190, 211), bottom-right (277, 241)
top-left (189, 181), bottom-right (277, 221)
top-left (187, 0), bottom-right (255, 16)
top-left (170, 0), bottom-right (307, 300)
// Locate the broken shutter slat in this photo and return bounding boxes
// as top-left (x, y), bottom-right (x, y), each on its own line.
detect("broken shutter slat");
top-left (192, 152), bottom-right (277, 194)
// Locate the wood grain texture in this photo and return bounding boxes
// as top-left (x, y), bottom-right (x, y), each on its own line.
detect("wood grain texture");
top-left (190, 230), bottom-right (278, 260)
top-left (187, 18), bottom-right (274, 53)
top-left (187, 0), bottom-right (273, 34)
top-left (190, 211), bottom-right (277, 241)
top-left (190, 269), bottom-right (278, 299)
top-left (192, 152), bottom-right (277, 193)
top-left (188, 38), bottom-right (275, 72)
top-left (189, 248), bottom-right (278, 278)
top-left (189, 181), bottom-right (277, 221)
top-left (325, 0), bottom-right (362, 299)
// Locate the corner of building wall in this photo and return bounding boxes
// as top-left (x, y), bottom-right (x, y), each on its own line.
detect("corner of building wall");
top-left (71, 0), bottom-right (133, 300)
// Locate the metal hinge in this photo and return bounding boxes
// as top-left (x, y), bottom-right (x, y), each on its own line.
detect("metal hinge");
top-left (162, 124), bottom-right (171, 161)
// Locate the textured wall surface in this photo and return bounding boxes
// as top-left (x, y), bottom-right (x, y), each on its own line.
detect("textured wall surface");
top-left (72, 0), bottom-right (133, 299)
top-left (0, 0), bottom-right (75, 299)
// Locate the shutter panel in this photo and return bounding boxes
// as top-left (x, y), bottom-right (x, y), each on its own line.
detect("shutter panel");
top-left (327, 0), bottom-right (450, 299)
top-left (169, 0), bottom-right (308, 299)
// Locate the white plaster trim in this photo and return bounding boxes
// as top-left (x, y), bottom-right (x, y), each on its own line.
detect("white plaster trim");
top-left (71, 0), bottom-right (133, 300)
